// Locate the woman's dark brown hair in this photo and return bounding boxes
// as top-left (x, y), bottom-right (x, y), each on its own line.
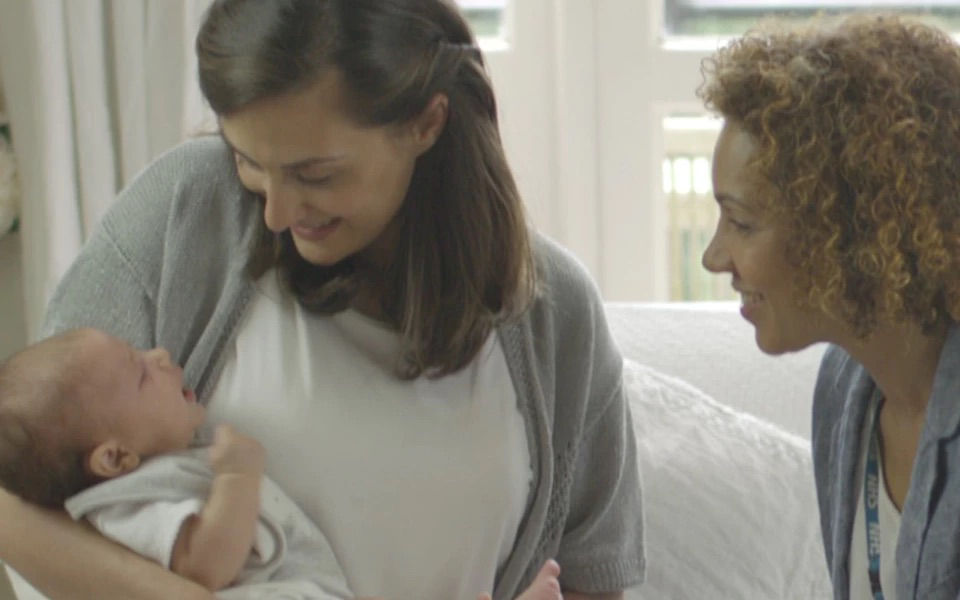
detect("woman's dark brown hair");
top-left (197, 0), bottom-right (535, 378)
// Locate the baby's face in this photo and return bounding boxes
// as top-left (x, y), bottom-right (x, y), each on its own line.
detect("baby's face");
top-left (73, 330), bottom-right (206, 455)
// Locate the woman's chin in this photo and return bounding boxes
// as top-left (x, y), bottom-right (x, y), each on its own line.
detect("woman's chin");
top-left (292, 240), bottom-right (343, 267)
top-left (755, 328), bottom-right (816, 356)
top-left (754, 327), bottom-right (789, 355)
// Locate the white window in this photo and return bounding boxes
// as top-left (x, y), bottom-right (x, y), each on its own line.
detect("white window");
top-left (450, 2), bottom-right (960, 302)
top-left (663, 116), bottom-right (730, 301)
top-left (592, 1), bottom-right (960, 301)
top-left (665, 1), bottom-right (960, 39)
top-left (457, 0), bottom-right (509, 47)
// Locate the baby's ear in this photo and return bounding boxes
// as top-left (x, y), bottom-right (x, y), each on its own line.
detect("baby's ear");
top-left (86, 440), bottom-right (141, 478)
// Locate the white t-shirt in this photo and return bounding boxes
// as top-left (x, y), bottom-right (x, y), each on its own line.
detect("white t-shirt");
top-left (849, 396), bottom-right (902, 600)
top-left (204, 272), bottom-right (532, 600)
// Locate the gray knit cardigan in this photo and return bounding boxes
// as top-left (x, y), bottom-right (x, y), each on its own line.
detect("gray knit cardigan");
top-left (43, 137), bottom-right (645, 599)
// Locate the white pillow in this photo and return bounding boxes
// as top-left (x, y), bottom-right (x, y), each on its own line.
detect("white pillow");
top-left (605, 301), bottom-right (825, 439)
top-left (622, 359), bottom-right (832, 600)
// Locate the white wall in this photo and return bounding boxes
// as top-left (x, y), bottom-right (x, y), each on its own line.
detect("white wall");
top-left (0, 231), bottom-right (25, 360)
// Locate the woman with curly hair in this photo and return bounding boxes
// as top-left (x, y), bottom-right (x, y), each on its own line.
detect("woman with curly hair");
top-left (700, 14), bottom-right (960, 600)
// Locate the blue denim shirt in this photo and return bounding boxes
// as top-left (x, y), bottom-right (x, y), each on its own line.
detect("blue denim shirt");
top-left (812, 324), bottom-right (960, 600)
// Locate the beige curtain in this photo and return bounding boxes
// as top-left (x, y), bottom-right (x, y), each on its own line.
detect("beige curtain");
top-left (0, 0), bottom-right (213, 342)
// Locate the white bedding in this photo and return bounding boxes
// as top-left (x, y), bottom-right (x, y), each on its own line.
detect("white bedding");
top-left (606, 302), bottom-right (825, 440)
top-left (623, 359), bottom-right (831, 599)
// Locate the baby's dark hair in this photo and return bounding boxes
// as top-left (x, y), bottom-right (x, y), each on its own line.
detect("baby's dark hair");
top-left (0, 332), bottom-right (98, 507)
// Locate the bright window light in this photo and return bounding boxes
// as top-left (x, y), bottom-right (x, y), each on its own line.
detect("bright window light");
top-left (664, 0), bottom-right (960, 41)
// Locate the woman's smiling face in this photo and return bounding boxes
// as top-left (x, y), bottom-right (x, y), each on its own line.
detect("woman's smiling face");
top-left (219, 70), bottom-right (431, 269)
top-left (701, 120), bottom-right (836, 354)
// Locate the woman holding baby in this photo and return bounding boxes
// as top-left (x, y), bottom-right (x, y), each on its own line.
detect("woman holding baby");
top-left (0, 1), bottom-right (642, 599)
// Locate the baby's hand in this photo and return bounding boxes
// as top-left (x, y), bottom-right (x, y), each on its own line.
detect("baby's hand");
top-left (208, 424), bottom-right (266, 478)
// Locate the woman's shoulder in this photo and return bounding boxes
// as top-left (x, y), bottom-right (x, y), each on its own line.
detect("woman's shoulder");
top-left (530, 232), bottom-right (603, 313)
top-left (118, 135), bottom-right (238, 203)
top-left (814, 345), bottom-right (860, 405)
top-left (818, 344), bottom-right (854, 380)
top-left (146, 134), bottom-right (233, 172)
top-left (79, 136), bottom-right (257, 296)
top-left (520, 233), bottom-right (615, 363)
top-left (811, 343), bottom-right (868, 452)
top-left (98, 136), bottom-right (255, 249)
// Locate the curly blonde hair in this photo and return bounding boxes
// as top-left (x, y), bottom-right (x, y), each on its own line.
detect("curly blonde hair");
top-left (699, 14), bottom-right (960, 336)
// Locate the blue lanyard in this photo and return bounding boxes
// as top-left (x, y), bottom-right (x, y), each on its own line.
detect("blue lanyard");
top-left (864, 401), bottom-right (884, 600)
